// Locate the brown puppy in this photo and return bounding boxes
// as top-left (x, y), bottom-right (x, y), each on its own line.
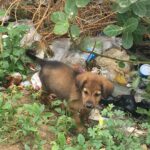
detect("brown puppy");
top-left (26, 49), bottom-right (114, 131)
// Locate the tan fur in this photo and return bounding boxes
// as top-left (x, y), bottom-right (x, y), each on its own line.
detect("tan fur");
top-left (39, 65), bottom-right (113, 132)
top-left (75, 72), bottom-right (114, 106)
top-left (26, 49), bottom-right (114, 131)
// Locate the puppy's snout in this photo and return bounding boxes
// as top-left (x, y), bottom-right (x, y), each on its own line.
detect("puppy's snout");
top-left (85, 101), bottom-right (94, 109)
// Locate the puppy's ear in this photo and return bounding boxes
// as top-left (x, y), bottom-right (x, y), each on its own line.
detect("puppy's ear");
top-left (99, 76), bottom-right (114, 99)
top-left (75, 73), bottom-right (87, 90)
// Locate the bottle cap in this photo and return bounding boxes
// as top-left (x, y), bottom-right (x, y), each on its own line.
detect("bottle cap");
top-left (139, 64), bottom-right (150, 77)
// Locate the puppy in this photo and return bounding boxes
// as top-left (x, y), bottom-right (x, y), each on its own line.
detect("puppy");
top-left (26, 49), bottom-right (114, 131)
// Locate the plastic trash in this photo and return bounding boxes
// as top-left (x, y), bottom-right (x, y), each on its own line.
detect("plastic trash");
top-left (50, 38), bottom-right (86, 67)
top-left (30, 72), bottom-right (42, 90)
top-left (20, 81), bottom-right (31, 87)
top-left (96, 48), bottom-right (131, 84)
top-left (89, 109), bottom-right (108, 125)
top-left (139, 64), bottom-right (150, 78)
top-left (50, 36), bottom-right (122, 67)
top-left (15, 20), bottom-right (42, 47)
top-left (112, 84), bottom-right (130, 97)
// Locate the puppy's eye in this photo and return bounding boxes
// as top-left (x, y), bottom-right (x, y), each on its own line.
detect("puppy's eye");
top-left (83, 88), bottom-right (88, 94)
top-left (94, 92), bottom-right (101, 97)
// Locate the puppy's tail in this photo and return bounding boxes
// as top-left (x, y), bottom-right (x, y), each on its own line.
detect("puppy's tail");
top-left (26, 49), bottom-right (44, 66)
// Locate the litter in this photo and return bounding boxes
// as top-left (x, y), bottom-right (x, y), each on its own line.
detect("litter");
top-left (20, 81), bottom-right (31, 87)
top-left (100, 94), bottom-right (150, 117)
top-left (139, 64), bottom-right (150, 78)
top-left (89, 108), bottom-right (108, 126)
top-left (50, 36), bottom-right (122, 67)
top-left (50, 38), bottom-right (86, 67)
top-left (96, 48), bottom-right (131, 84)
top-left (14, 20), bottom-right (42, 47)
top-left (30, 72), bottom-right (42, 90)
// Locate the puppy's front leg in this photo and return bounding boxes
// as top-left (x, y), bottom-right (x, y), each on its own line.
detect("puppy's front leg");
top-left (72, 112), bottom-right (86, 132)
top-left (68, 100), bottom-right (85, 132)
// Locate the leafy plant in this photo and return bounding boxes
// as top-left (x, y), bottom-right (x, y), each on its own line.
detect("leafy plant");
top-left (51, 104), bottom-right (150, 150)
top-left (51, 0), bottom-right (91, 37)
top-left (51, 132), bottom-right (87, 150)
top-left (0, 87), bottom-right (54, 149)
top-left (103, 0), bottom-right (150, 49)
top-left (0, 21), bottom-right (30, 83)
top-left (0, 87), bottom-right (23, 143)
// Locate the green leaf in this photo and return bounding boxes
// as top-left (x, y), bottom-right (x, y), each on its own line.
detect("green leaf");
top-left (12, 49), bottom-right (24, 56)
top-left (112, 3), bottom-right (130, 13)
top-left (124, 17), bottom-right (138, 32)
top-left (65, 0), bottom-right (78, 18)
top-left (15, 25), bottom-right (29, 32)
top-left (132, 76), bottom-right (140, 89)
top-left (0, 70), bottom-right (5, 79)
top-left (75, 0), bottom-right (90, 7)
top-left (2, 61), bottom-right (9, 68)
top-left (24, 103), bottom-right (45, 115)
top-left (0, 10), bottom-right (6, 16)
top-left (145, 5), bottom-right (150, 17)
top-left (0, 26), bottom-right (7, 33)
top-left (132, 24), bottom-right (146, 43)
top-left (146, 131), bottom-right (150, 144)
top-left (24, 144), bottom-right (31, 150)
top-left (118, 61), bottom-right (125, 68)
top-left (58, 132), bottom-right (66, 146)
top-left (122, 32), bottom-right (133, 49)
top-left (51, 142), bottom-right (59, 150)
top-left (79, 37), bottom-right (102, 52)
top-left (51, 100), bottom-right (62, 107)
top-left (103, 25), bottom-right (123, 37)
top-left (117, 0), bottom-right (131, 8)
top-left (2, 101), bottom-right (12, 110)
top-left (132, 2), bottom-right (147, 17)
top-left (54, 107), bottom-right (62, 114)
top-left (0, 99), bottom-right (3, 107)
top-left (134, 24), bottom-right (147, 35)
top-left (117, 13), bottom-right (129, 25)
top-left (130, 55), bottom-right (137, 61)
top-left (17, 63), bottom-right (24, 71)
top-left (64, 147), bottom-right (76, 150)
top-left (70, 24), bottom-right (80, 38)
top-left (77, 134), bottom-right (85, 145)
top-left (1, 50), bottom-right (10, 58)
top-left (53, 21), bottom-right (69, 35)
top-left (51, 11), bottom-right (67, 23)
top-left (130, 0), bottom-right (137, 3)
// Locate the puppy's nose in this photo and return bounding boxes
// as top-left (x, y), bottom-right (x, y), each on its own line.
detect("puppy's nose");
top-left (86, 101), bottom-right (94, 109)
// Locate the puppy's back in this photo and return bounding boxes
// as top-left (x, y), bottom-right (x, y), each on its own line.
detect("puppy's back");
top-left (26, 49), bottom-right (77, 99)
top-left (40, 61), bottom-right (77, 99)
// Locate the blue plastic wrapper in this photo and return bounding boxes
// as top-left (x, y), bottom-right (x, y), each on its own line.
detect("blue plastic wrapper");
top-left (82, 47), bottom-right (96, 62)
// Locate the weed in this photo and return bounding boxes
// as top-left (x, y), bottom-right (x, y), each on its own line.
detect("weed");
top-left (51, 105), bottom-right (150, 150)
top-left (0, 22), bottom-right (31, 85)
top-left (0, 87), bottom-right (54, 149)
